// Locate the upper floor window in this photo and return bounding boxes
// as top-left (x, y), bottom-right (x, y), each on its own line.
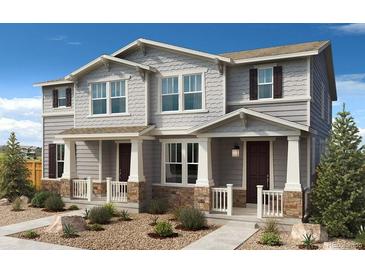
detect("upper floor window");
top-left (183, 74), bottom-right (202, 110)
top-left (52, 87), bottom-right (72, 108)
top-left (110, 80), bottom-right (126, 114)
top-left (92, 83), bottom-right (107, 115)
top-left (58, 90), bottom-right (67, 107)
top-left (162, 77), bottom-right (179, 111)
top-left (258, 68), bottom-right (273, 99)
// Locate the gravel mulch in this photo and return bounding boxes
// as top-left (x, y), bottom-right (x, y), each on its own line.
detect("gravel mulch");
top-left (12, 213), bottom-right (218, 250)
top-left (0, 205), bottom-right (56, 226)
top-left (237, 229), bottom-right (358, 250)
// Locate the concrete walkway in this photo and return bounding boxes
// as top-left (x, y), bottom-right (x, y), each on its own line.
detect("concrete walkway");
top-left (183, 221), bottom-right (258, 250)
top-left (0, 210), bottom-right (83, 250)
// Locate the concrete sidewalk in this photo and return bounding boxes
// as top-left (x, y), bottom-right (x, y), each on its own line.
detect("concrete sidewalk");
top-left (183, 221), bottom-right (258, 250)
top-left (0, 210), bottom-right (83, 250)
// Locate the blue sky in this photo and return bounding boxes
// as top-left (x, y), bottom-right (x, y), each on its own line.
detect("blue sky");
top-left (0, 23), bottom-right (364, 146)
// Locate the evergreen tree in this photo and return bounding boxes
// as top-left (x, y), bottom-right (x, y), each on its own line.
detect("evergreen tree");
top-left (0, 132), bottom-right (34, 200)
top-left (310, 104), bottom-right (365, 237)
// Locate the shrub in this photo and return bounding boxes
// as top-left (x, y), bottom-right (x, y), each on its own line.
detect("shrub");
top-left (154, 221), bottom-right (174, 237)
top-left (178, 207), bottom-right (207, 230)
top-left (301, 233), bottom-right (316, 249)
top-left (83, 208), bottom-right (90, 219)
top-left (87, 223), bottom-right (105, 231)
top-left (62, 224), bottom-right (78, 238)
top-left (150, 216), bottom-right (159, 226)
top-left (172, 207), bottom-right (182, 221)
top-left (68, 205), bottom-right (79, 210)
top-left (260, 232), bottom-right (281, 246)
top-left (31, 191), bottom-right (52, 208)
top-left (263, 219), bottom-right (279, 234)
top-left (148, 199), bottom-right (168, 214)
top-left (22, 230), bottom-right (39, 239)
top-left (119, 210), bottom-right (131, 221)
top-left (11, 197), bottom-right (23, 211)
top-left (88, 206), bottom-right (112, 224)
top-left (103, 203), bottom-right (117, 216)
top-left (44, 193), bottom-right (64, 212)
top-left (355, 225), bottom-right (365, 249)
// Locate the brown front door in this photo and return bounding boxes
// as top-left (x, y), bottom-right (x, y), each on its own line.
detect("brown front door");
top-left (246, 141), bottom-right (270, 203)
top-left (119, 143), bottom-right (131, 182)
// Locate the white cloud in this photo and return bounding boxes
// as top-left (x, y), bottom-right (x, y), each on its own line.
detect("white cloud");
top-left (359, 128), bottom-right (365, 145)
top-left (0, 97), bottom-right (42, 115)
top-left (336, 73), bottom-right (365, 95)
top-left (331, 23), bottom-right (365, 34)
top-left (0, 117), bottom-right (42, 146)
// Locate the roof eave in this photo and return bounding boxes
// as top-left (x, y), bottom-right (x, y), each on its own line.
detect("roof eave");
top-left (33, 79), bottom-right (74, 87)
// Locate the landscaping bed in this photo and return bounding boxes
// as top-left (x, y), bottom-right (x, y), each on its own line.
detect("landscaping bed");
top-left (237, 229), bottom-right (358, 250)
top-left (12, 213), bottom-right (218, 250)
top-left (0, 204), bottom-right (56, 226)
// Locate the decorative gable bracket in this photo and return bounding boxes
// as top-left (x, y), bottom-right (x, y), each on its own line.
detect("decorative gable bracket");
top-left (101, 57), bottom-right (111, 72)
top-left (137, 68), bottom-right (146, 81)
top-left (239, 112), bottom-right (247, 129)
top-left (137, 40), bottom-right (146, 56)
top-left (215, 59), bottom-right (224, 75)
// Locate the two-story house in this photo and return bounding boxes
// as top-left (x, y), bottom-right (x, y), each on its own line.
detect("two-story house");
top-left (35, 38), bottom-right (336, 219)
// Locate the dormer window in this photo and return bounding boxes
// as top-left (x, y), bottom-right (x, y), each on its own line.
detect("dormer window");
top-left (258, 68), bottom-right (273, 99)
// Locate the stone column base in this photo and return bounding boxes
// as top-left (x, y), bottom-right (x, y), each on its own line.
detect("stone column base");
top-left (127, 181), bottom-right (145, 206)
top-left (92, 182), bottom-right (106, 198)
top-left (193, 187), bottom-right (211, 211)
top-left (41, 179), bottom-right (71, 198)
top-left (233, 189), bottom-right (246, 208)
top-left (283, 191), bottom-right (303, 218)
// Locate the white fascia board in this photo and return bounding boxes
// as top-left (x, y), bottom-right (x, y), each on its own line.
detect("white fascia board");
top-left (188, 107), bottom-right (309, 134)
top-left (55, 132), bottom-right (141, 139)
top-left (112, 38), bottom-right (232, 64)
top-left (232, 50), bottom-right (319, 65)
top-left (33, 80), bottom-right (74, 87)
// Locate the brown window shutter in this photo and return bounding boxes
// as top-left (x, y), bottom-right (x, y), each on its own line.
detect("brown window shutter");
top-left (48, 144), bottom-right (57, 179)
top-left (52, 89), bottom-right (58, 108)
top-left (274, 66), bottom-right (283, 98)
top-left (249, 68), bottom-right (258, 100)
top-left (66, 88), bottom-right (72, 107)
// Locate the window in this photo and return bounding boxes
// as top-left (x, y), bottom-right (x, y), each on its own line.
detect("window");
top-left (58, 89), bottom-right (67, 107)
top-left (165, 143), bottom-right (182, 183)
top-left (111, 81), bottom-right (126, 113)
top-left (187, 143), bottom-right (199, 184)
top-left (92, 82), bottom-right (107, 115)
top-left (183, 74), bottom-right (202, 110)
top-left (56, 144), bottom-right (65, 178)
top-left (162, 77), bottom-right (179, 111)
top-left (258, 68), bottom-right (273, 99)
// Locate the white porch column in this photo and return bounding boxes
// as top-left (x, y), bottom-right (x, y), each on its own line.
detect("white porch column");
top-left (284, 136), bottom-right (302, 192)
top-left (128, 139), bottom-right (145, 182)
top-left (62, 140), bottom-right (76, 179)
top-left (106, 177), bottom-right (112, 203)
top-left (196, 138), bottom-right (214, 186)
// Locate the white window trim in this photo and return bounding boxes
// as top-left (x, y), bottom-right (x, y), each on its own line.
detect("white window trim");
top-left (183, 74), bottom-right (204, 111)
top-left (158, 69), bottom-right (207, 114)
top-left (160, 75), bottom-right (180, 112)
top-left (56, 143), bottom-right (65, 179)
top-left (257, 67), bottom-right (274, 100)
top-left (110, 80), bottom-right (128, 114)
top-left (57, 88), bottom-right (69, 109)
top-left (89, 80), bottom-right (129, 117)
top-left (159, 138), bottom-right (202, 187)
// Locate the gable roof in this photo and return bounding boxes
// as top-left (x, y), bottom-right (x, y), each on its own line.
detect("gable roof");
top-left (112, 38), bottom-right (232, 63)
top-left (220, 40), bottom-right (329, 63)
top-left (187, 107), bottom-right (309, 134)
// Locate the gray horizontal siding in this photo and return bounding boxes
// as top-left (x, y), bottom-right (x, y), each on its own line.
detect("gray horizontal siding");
top-left (43, 115), bottom-right (74, 178)
top-left (102, 141), bottom-right (117, 180)
top-left (76, 141), bottom-right (99, 180)
top-left (123, 46), bottom-right (225, 128)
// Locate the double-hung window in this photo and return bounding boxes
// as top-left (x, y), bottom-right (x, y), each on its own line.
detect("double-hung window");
top-left (165, 143), bottom-right (182, 184)
top-left (183, 74), bottom-right (202, 110)
top-left (56, 144), bottom-right (65, 178)
top-left (258, 68), bottom-right (273, 99)
top-left (187, 143), bottom-right (199, 184)
top-left (163, 141), bottom-right (199, 185)
top-left (162, 77), bottom-right (179, 111)
top-left (58, 89), bottom-right (67, 107)
top-left (110, 80), bottom-right (126, 114)
top-left (91, 82), bottom-right (107, 115)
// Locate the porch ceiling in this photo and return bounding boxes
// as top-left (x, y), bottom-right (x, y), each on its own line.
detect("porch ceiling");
top-left (55, 125), bottom-right (155, 140)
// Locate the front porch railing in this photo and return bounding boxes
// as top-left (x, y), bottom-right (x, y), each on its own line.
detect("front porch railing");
top-left (72, 177), bottom-right (92, 201)
top-left (106, 177), bottom-right (128, 203)
top-left (257, 185), bottom-right (283, 218)
top-left (211, 184), bottom-right (233, 216)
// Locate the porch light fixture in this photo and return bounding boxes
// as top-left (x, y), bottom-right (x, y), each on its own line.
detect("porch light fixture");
top-left (232, 145), bottom-right (240, 158)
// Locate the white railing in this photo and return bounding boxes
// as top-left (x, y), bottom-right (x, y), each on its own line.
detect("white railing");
top-left (257, 185), bottom-right (283, 218)
top-left (72, 177), bottom-right (92, 201)
top-left (211, 184), bottom-right (233, 216)
top-left (106, 177), bottom-right (128, 203)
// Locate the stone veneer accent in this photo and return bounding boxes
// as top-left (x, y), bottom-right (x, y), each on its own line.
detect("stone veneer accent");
top-left (41, 179), bottom-right (71, 198)
top-left (233, 189), bottom-right (246, 207)
top-left (152, 185), bottom-right (211, 211)
top-left (92, 182), bottom-right (106, 198)
top-left (283, 191), bottom-right (303, 218)
top-left (127, 181), bottom-right (145, 205)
